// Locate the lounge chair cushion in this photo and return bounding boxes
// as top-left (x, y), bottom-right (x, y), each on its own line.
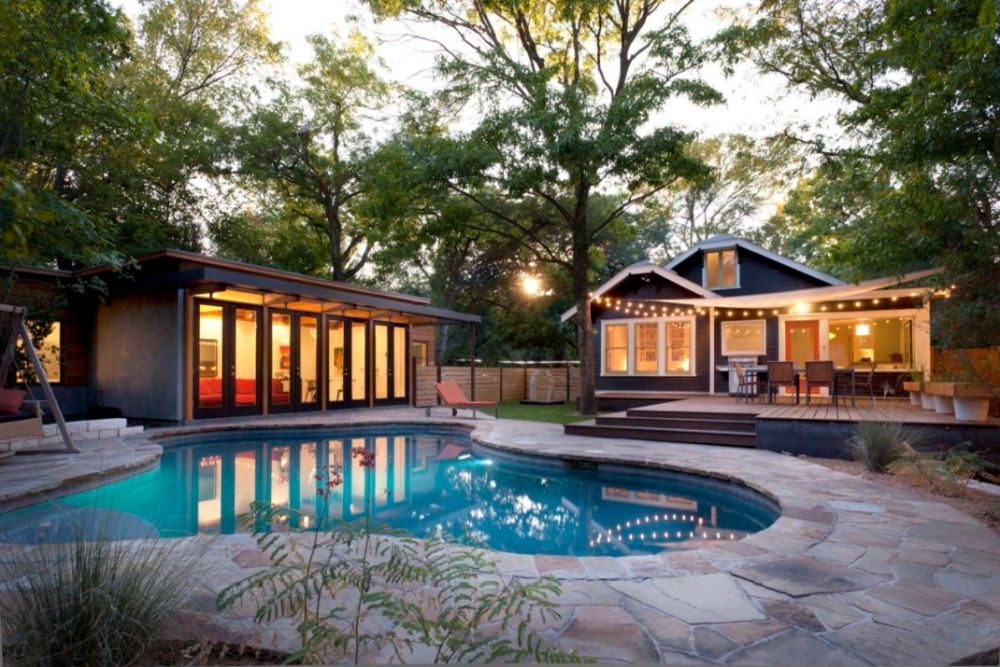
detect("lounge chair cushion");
top-left (435, 382), bottom-right (496, 408)
top-left (0, 389), bottom-right (27, 416)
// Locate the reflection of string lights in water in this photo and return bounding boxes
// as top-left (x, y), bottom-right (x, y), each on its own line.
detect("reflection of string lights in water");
top-left (589, 511), bottom-right (738, 547)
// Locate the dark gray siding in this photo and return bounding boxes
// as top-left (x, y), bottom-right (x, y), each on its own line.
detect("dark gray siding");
top-left (672, 246), bottom-right (833, 296)
top-left (713, 317), bottom-right (780, 393)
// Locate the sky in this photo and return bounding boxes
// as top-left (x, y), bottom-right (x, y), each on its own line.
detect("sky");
top-left (113, 0), bottom-right (844, 230)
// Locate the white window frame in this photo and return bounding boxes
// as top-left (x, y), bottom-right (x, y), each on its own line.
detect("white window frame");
top-left (633, 321), bottom-right (660, 375)
top-left (720, 319), bottom-right (767, 356)
top-left (703, 248), bottom-right (740, 290)
top-left (600, 317), bottom-right (697, 377)
top-left (603, 322), bottom-right (630, 374)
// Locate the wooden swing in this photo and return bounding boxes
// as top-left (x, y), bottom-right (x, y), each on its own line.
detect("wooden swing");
top-left (0, 304), bottom-right (76, 457)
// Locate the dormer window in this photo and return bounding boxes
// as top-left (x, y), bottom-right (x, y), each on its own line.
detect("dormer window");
top-left (704, 249), bottom-right (739, 289)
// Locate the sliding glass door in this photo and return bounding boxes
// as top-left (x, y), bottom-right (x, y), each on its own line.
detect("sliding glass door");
top-left (194, 300), bottom-right (262, 419)
top-left (373, 322), bottom-right (408, 406)
top-left (327, 316), bottom-right (368, 408)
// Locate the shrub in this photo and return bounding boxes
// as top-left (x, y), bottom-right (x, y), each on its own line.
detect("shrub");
top-left (219, 450), bottom-right (589, 664)
top-left (890, 441), bottom-right (1000, 496)
top-left (847, 420), bottom-right (921, 473)
top-left (0, 527), bottom-right (200, 667)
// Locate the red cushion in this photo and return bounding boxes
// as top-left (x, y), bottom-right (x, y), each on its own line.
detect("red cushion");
top-left (235, 378), bottom-right (256, 395)
top-left (0, 388), bottom-right (27, 415)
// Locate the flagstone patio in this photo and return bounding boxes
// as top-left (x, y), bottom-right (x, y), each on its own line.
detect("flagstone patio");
top-left (2, 408), bottom-right (999, 664)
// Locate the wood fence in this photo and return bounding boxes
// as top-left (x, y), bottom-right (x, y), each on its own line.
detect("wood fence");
top-left (413, 364), bottom-right (580, 407)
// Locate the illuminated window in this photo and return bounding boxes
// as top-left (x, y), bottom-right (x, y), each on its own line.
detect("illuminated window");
top-left (829, 317), bottom-right (913, 369)
top-left (604, 324), bottom-right (628, 373)
top-left (665, 322), bottom-right (693, 374)
top-left (704, 249), bottom-right (738, 289)
top-left (721, 320), bottom-right (766, 356)
top-left (17, 321), bottom-right (62, 384)
top-left (413, 341), bottom-right (429, 367)
top-left (634, 323), bottom-right (659, 373)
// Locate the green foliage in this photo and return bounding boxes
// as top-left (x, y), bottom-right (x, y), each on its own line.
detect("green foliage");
top-left (219, 492), bottom-right (588, 663)
top-left (0, 531), bottom-right (200, 667)
top-left (889, 442), bottom-right (1000, 496)
top-left (847, 420), bottom-right (921, 473)
top-left (738, 0), bottom-right (1000, 346)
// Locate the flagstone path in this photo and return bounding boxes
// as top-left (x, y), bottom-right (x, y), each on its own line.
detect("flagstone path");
top-left (2, 408), bottom-right (999, 664)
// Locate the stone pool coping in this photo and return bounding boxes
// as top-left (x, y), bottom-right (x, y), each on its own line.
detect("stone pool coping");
top-left (2, 407), bottom-right (1000, 664)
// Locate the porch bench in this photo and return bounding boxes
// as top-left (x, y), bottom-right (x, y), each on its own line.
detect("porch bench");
top-left (911, 381), bottom-right (995, 422)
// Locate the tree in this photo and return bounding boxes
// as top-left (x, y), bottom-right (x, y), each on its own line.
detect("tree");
top-left (735, 0), bottom-right (1000, 346)
top-left (643, 134), bottom-right (794, 258)
top-left (366, 0), bottom-right (719, 413)
top-left (231, 31), bottom-right (395, 281)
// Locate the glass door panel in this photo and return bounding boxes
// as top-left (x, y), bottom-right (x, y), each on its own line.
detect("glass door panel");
top-left (350, 321), bottom-right (367, 405)
top-left (393, 328), bottom-right (407, 399)
top-left (374, 324), bottom-right (389, 400)
top-left (233, 308), bottom-right (259, 412)
top-left (196, 304), bottom-right (225, 414)
top-left (785, 320), bottom-right (820, 394)
top-left (270, 313), bottom-right (293, 410)
top-left (299, 316), bottom-right (319, 409)
top-left (328, 319), bottom-right (346, 405)
top-left (194, 300), bottom-right (261, 419)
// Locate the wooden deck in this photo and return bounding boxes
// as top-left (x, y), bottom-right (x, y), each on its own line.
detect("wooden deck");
top-left (646, 395), bottom-right (999, 427)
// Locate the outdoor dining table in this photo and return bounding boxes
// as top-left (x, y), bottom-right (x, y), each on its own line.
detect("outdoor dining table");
top-left (745, 366), bottom-right (857, 406)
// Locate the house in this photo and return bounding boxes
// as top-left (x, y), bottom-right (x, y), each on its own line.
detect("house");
top-left (2, 250), bottom-right (478, 423)
top-left (562, 234), bottom-right (941, 406)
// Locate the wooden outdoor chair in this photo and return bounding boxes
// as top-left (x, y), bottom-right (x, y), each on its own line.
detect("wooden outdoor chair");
top-left (850, 361), bottom-right (879, 406)
top-left (766, 361), bottom-right (798, 404)
top-left (732, 362), bottom-right (759, 403)
top-left (427, 382), bottom-right (498, 419)
top-left (805, 361), bottom-right (836, 405)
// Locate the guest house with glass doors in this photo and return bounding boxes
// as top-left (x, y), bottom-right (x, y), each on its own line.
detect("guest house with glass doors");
top-left (562, 235), bottom-right (942, 401)
top-left (3, 250), bottom-right (478, 422)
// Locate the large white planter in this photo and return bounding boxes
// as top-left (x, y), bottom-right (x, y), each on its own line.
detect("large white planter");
top-left (909, 391), bottom-right (922, 407)
top-left (933, 394), bottom-right (955, 414)
top-left (920, 391), bottom-right (936, 410)
top-left (954, 396), bottom-right (990, 422)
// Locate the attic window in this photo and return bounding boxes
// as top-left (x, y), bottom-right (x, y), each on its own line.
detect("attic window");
top-left (704, 249), bottom-right (739, 289)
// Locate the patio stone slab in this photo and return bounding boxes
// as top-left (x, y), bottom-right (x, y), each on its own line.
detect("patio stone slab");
top-left (612, 573), bottom-right (765, 624)
top-left (907, 520), bottom-right (1000, 554)
top-left (723, 629), bottom-right (867, 666)
top-left (732, 556), bottom-right (885, 597)
top-left (826, 621), bottom-right (969, 666)
top-left (692, 626), bottom-right (738, 659)
top-left (557, 605), bottom-right (660, 663)
top-left (715, 620), bottom-right (788, 646)
top-left (868, 583), bottom-right (960, 616)
top-left (759, 599), bottom-right (825, 632)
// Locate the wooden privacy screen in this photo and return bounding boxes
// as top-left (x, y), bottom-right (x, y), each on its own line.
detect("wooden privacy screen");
top-left (413, 365), bottom-right (580, 407)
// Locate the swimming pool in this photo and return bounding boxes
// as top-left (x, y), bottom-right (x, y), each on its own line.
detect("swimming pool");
top-left (0, 425), bottom-right (779, 556)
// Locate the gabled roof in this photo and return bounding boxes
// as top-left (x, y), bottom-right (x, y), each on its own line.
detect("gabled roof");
top-left (560, 261), bottom-right (715, 322)
top-left (666, 236), bottom-right (844, 286)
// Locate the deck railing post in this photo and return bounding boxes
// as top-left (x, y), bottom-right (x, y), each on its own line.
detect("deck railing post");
top-left (469, 323), bottom-right (476, 400)
top-left (565, 363), bottom-right (571, 403)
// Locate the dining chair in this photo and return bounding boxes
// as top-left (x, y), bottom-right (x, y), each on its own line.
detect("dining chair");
top-left (733, 361), bottom-right (760, 403)
top-left (805, 361), bottom-right (836, 405)
top-left (766, 361), bottom-right (797, 404)
top-left (851, 361), bottom-right (878, 406)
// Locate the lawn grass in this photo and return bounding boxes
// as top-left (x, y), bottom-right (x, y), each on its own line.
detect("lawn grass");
top-left (496, 400), bottom-right (590, 424)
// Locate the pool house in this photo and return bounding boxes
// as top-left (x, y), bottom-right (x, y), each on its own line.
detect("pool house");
top-left (4, 250), bottom-right (479, 423)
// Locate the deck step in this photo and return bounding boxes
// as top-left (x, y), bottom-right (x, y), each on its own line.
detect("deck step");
top-left (595, 415), bottom-right (757, 433)
top-left (625, 408), bottom-right (758, 420)
top-left (564, 421), bottom-right (757, 448)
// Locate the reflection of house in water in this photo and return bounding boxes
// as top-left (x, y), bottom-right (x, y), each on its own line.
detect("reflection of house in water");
top-left (188, 436), bottom-right (418, 534)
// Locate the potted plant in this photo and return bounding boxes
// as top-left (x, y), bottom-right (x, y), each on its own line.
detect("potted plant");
top-left (902, 369), bottom-right (925, 408)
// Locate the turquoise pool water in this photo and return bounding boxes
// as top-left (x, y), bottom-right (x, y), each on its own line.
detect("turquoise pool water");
top-left (0, 426), bottom-right (779, 556)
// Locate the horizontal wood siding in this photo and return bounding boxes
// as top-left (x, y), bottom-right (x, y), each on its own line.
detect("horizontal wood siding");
top-left (593, 314), bottom-right (710, 392)
top-left (672, 246), bottom-right (832, 296)
top-left (413, 365), bottom-right (577, 406)
top-left (713, 316), bottom-right (780, 393)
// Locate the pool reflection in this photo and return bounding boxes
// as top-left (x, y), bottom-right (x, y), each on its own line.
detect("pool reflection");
top-left (0, 430), bottom-right (778, 556)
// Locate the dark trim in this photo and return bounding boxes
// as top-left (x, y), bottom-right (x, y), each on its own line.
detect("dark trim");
top-left (193, 300), bottom-right (264, 419)
top-left (325, 315), bottom-right (369, 409)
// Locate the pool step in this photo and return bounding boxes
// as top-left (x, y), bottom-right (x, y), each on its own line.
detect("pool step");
top-left (595, 415), bottom-right (757, 433)
top-left (565, 420), bottom-right (757, 448)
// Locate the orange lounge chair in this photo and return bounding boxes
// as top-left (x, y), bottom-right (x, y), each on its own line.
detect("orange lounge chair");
top-left (427, 382), bottom-right (498, 419)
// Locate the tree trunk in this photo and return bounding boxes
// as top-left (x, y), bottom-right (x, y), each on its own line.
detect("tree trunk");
top-left (572, 181), bottom-right (596, 415)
